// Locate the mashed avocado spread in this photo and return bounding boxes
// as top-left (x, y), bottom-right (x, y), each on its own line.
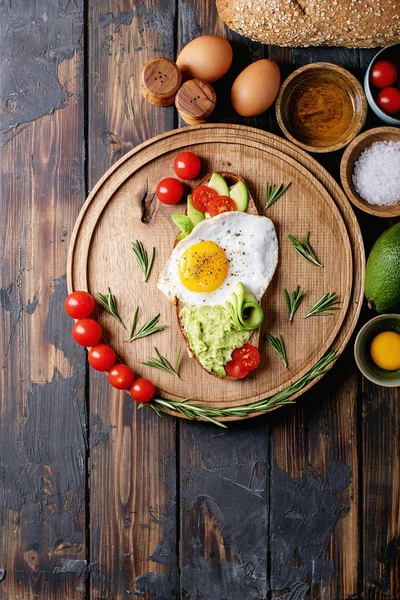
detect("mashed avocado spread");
top-left (180, 304), bottom-right (251, 376)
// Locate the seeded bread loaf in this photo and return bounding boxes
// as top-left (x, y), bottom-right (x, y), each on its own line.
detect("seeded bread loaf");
top-left (216, 0), bottom-right (400, 47)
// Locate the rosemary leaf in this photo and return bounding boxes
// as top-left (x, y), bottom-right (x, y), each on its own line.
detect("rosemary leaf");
top-left (266, 333), bottom-right (288, 368)
top-left (305, 292), bottom-right (340, 318)
top-left (143, 347), bottom-right (181, 378)
top-left (284, 285), bottom-right (304, 322)
top-left (144, 350), bottom-right (337, 427)
top-left (130, 306), bottom-right (140, 339)
top-left (288, 232), bottom-right (323, 268)
top-left (98, 287), bottom-right (125, 327)
top-left (265, 181), bottom-right (291, 209)
top-left (128, 312), bottom-right (166, 342)
top-left (132, 240), bottom-right (155, 281)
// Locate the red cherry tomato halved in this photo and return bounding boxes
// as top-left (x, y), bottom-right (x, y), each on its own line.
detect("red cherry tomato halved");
top-left (225, 360), bottom-right (249, 379)
top-left (232, 344), bottom-right (261, 371)
top-left (174, 152), bottom-right (201, 180)
top-left (371, 60), bottom-right (397, 88)
top-left (88, 344), bottom-right (116, 372)
top-left (191, 185), bottom-right (218, 212)
top-left (65, 291), bottom-right (95, 319)
top-left (377, 87), bottom-right (400, 115)
top-left (72, 318), bottom-right (102, 347)
top-left (130, 378), bottom-right (155, 403)
top-left (156, 178), bottom-right (184, 204)
top-left (108, 364), bottom-right (135, 390)
top-left (207, 195), bottom-right (237, 217)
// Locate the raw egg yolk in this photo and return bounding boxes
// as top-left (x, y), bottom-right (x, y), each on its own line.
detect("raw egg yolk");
top-left (178, 241), bottom-right (228, 293)
top-left (370, 331), bottom-right (400, 371)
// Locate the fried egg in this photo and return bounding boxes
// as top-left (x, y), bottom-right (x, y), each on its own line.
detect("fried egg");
top-left (158, 211), bottom-right (278, 306)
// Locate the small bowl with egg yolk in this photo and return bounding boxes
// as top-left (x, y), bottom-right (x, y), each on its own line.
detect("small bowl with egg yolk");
top-left (354, 314), bottom-right (400, 387)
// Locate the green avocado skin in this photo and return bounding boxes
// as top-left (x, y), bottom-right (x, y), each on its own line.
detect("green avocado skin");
top-left (365, 223), bottom-right (400, 313)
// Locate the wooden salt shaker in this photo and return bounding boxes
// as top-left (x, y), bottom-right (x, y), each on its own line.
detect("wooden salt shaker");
top-left (175, 79), bottom-right (216, 125)
top-left (141, 58), bottom-right (182, 107)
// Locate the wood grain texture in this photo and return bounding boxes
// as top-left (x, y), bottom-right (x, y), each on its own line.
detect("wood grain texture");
top-left (361, 379), bottom-right (400, 600)
top-left (175, 79), bottom-right (216, 124)
top-left (87, 0), bottom-right (178, 597)
top-left (0, 1), bottom-right (87, 598)
top-left (340, 127), bottom-right (400, 217)
top-left (68, 125), bottom-right (362, 412)
top-left (141, 58), bottom-right (182, 107)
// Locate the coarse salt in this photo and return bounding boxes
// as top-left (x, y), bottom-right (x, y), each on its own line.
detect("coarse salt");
top-left (352, 141), bottom-right (400, 206)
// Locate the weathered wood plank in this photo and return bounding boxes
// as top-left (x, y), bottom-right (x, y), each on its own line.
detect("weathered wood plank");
top-left (361, 379), bottom-right (400, 600)
top-left (177, 2), bottom-right (271, 598)
top-left (269, 45), bottom-right (363, 600)
top-left (0, 1), bottom-right (87, 598)
top-left (87, 1), bottom-right (178, 597)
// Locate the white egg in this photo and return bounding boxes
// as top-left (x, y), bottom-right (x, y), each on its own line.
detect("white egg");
top-left (158, 211), bottom-right (278, 306)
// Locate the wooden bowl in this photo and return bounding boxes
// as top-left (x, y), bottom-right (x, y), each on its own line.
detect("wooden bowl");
top-left (276, 63), bottom-right (367, 153)
top-left (340, 127), bottom-right (400, 217)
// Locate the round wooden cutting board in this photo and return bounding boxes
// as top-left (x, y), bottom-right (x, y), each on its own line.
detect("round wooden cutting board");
top-left (68, 124), bottom-right (364, 419)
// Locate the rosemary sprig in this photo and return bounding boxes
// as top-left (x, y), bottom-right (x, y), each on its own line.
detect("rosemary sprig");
top-left (288, 232), bottom-right (323, 268)
top-left (132, 240), bottom-right (155, 281)
top-left (144, 350), bottom-right (337, 427)
top-left (143, 347), bottom-right (182, 378)
top-left (266, 333), bottom-right (288, 368)
top-left (305, 293), bottom-right (340, 318)
top-left (284, 285), bottom-right (304, 322)
top-left (128, 309), bottom-right (166, 342)
top-left (265, 181), bottom-right (291, 209)
top-left (98, 287), bottom-right (125, 326)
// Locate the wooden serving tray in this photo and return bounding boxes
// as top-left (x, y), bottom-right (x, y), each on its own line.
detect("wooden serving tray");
top-left (68, 124), bottom-right (364, 419)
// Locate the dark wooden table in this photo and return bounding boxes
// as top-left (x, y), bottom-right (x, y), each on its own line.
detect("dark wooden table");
top-left (1, 1), bottom-right (399, 598)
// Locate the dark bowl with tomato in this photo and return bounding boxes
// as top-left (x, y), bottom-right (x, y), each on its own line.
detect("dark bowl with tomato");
top-left (364, 43), bottom-right (400, 126)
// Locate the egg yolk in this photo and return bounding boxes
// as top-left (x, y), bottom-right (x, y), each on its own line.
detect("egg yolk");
top-left (178, 241), bottom-right (228, 293)
top-left (370, 331), bottom-right (400, 371)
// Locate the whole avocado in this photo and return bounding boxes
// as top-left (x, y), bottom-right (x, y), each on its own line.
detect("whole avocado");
top-left (365, 222), bottom-right (400, 313)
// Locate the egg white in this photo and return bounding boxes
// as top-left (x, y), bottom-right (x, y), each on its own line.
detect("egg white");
top-left (157, 211), bottom-right (278, 306)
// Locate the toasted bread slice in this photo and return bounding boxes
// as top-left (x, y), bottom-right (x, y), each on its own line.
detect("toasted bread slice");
top-left (176, 172), bottom-right (261, 380)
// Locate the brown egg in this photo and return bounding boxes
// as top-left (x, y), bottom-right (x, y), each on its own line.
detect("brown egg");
top-left (231, 59), bottom-right (281, 117)
top-left (176, 36), bottom-right (233, 83)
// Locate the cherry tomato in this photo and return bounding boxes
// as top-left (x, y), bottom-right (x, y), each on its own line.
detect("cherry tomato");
top-left (191, 186), bottom-right (218, 212)
top-left (174, 152), bottom-right (201, 180)
top-left (130, 378), bottom-right (155, 403)
top-left (207, 195), bottom-right (237, 217)
top-left (64, 291), bottom-right (95, 319)
top-left (156, 178), bottom-right (184, 204)
top-left (108, 364), bottom-right (135, 390)
top-left (72, 318), bottom-right (102, 347)
top-left (377, 87), bottom-right (400, 115)
top-left (370, 60), bottom-right (397, 88)
top-left (88, 344), bottom-right (116, 371)
top-left (232, 344), bottom-right (261, 371)
top-left (225, 360), bottom-right (249, 379)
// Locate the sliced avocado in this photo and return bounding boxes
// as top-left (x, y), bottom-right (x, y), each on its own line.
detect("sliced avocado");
top-left (229, 181), bottom-right (248, 212)
top-left (208, 172), bottom-right (229, 196)
top-left (226, 299), bottom-right (242, 329)
top-left (171, 213), bottom-right (193, 240)
top-left (233, 282), bottom-right (246, 304)
top-left (187, 194), bottom-right (205, 226)
top-left (241, 300), bottom-right (264, 330)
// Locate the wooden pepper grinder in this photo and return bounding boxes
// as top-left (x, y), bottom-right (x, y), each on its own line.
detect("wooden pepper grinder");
top-left (141, 57), bottom-right (182, 107)
top-left (175, 79), bottom-right (217, 125)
